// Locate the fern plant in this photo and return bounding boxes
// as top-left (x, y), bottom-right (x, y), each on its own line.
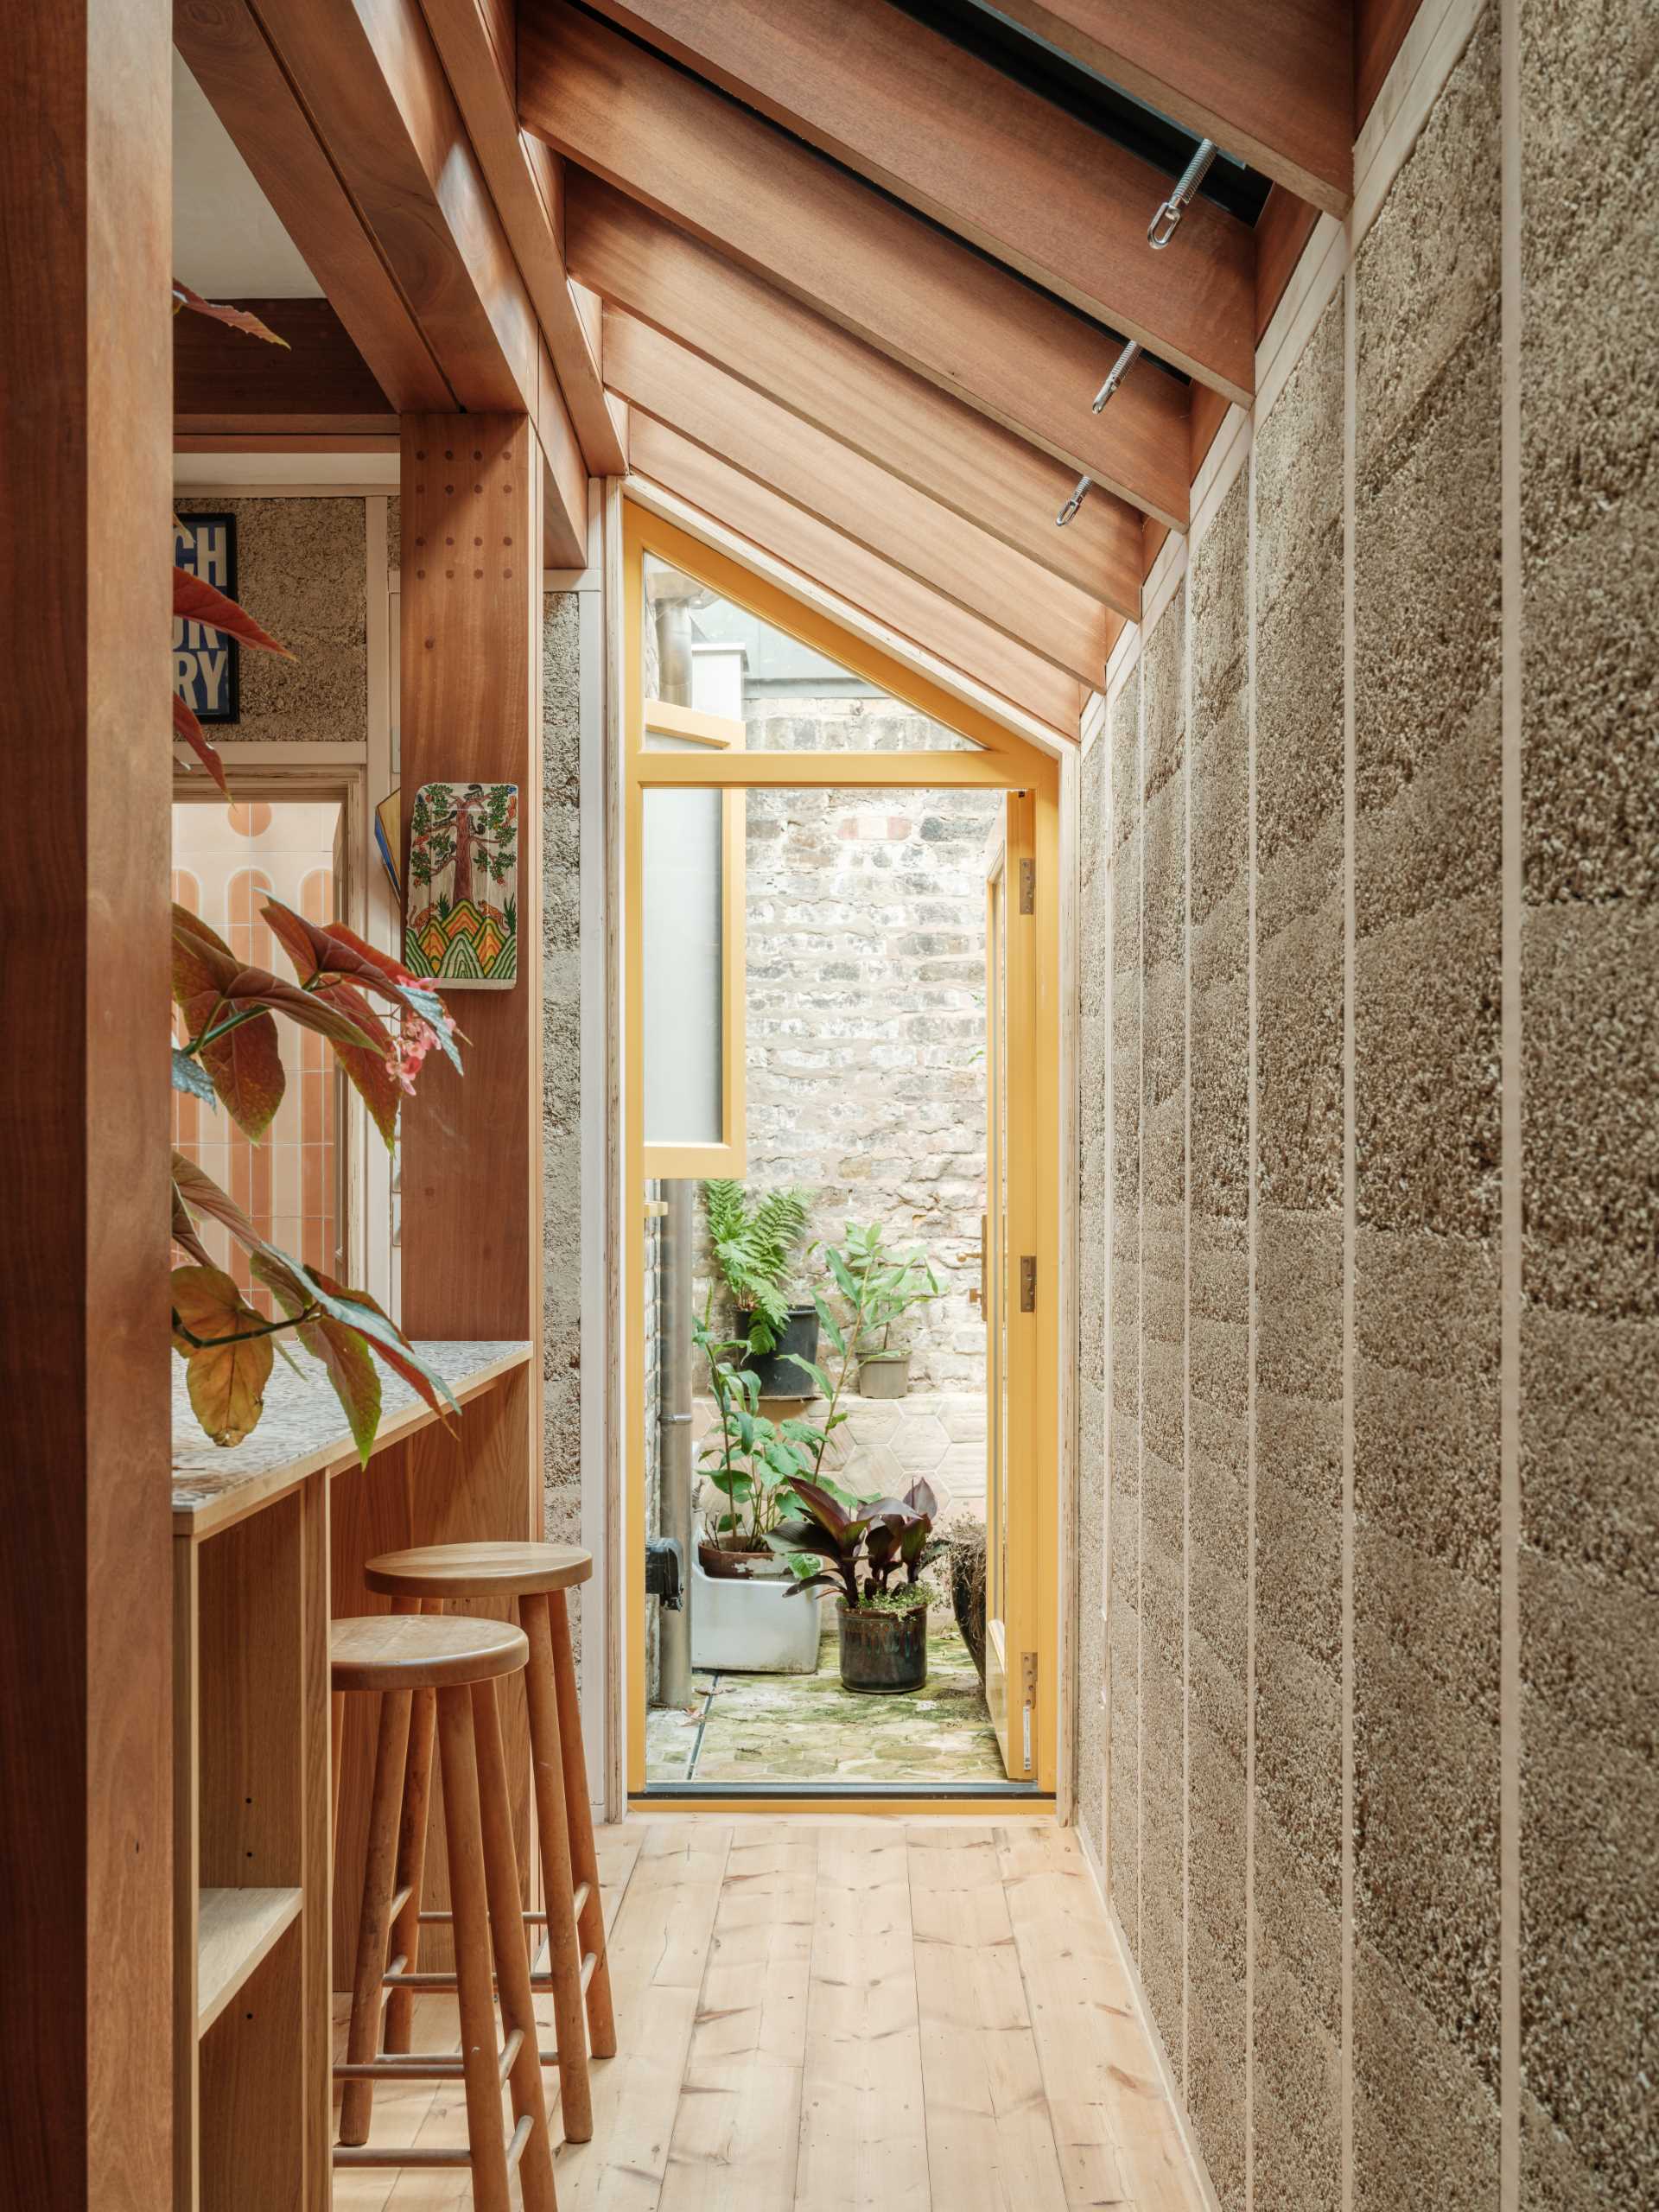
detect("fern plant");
top-left (702, 1179), bottom-right (810, 1354)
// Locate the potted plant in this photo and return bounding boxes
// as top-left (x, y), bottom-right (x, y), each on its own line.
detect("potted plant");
top-left (769, 1477), bottom-right (942, 1694)
top-left (692, 1312), bottom-right (825, 1578)
top-left (702, 1179), bottom-right (818, 1396)
top-left (689, 1311), bottom-right (829, 1675)
top-left (802, 1221), bottom-right (941, 1401)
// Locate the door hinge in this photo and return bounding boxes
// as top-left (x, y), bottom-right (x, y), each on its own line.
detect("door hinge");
top-left (1018, 856), bottom-right (1036, 914)
top-left (1019, 1255), bottom-right (1037, 1313)
top-left (1020, 1651), bottom-right (1038, 1774)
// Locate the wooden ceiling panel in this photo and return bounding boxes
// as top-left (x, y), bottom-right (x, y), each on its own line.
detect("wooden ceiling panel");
top-left (608, 315), bottom-right (1115, 685)
top-left (519, 0), bottom-right (1190, 527)
top-left (572, 180), bottom-right (1140, 616)
top-left (630, 419), bottom-right (1090, 738)
top-left (558, 0), bottom-right (1254, 404)
top-left (982, 0), bottom-right (1354, 215)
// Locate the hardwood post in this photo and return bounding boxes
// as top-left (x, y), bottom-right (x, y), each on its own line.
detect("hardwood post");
top-left (0, 2), bottom-right (174, 2206)
top-left (397, 414), bottom-right (544, 1344)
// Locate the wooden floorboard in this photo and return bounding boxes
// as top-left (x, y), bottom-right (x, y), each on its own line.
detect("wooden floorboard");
top-left (327, 1816), bottom-right (1205, 2210)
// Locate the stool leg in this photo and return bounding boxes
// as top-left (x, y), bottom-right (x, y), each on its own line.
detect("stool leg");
top-left (338, 1687), bottom-right (411, 2146)
top-left (473, 1677), bottom-right (559, 2212)
top-left (382, 1680), bottom-right (436, 2055)
top-left (547, 1587), bottom-right (617, 2059)
top-left (434, 1684), bottom-right (515, 2212)
top-left (329, 1689), bottom-right (346, 1865)
top-left (520, 1592), bottom-right (594, 2140)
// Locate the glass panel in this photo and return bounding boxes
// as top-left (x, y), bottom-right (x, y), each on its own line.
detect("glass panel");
top-left (642, 771), bottom-right (723, 1147)
top-left (644, 552), bottom-right (981, 752)
top-left (171, 799), bottom-right (346, 1303)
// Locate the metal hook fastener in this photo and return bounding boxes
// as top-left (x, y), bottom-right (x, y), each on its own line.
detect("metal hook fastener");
top-left (1091, 339), bottom-right (1142, 413)
top-left (1056, 475), bottom-right (1092, 527)
top-left (1147, 137), bottom-right (1218, 248)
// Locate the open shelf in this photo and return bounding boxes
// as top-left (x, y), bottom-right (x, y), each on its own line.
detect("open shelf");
top-left (197, 1886), bottom-right (303, 2037)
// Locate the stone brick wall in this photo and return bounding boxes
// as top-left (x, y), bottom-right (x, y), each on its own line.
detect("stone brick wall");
top-left (696, 697), bottom-right (1000, 1392)
top-left (1077, 8), bottom-right (1655, 2209)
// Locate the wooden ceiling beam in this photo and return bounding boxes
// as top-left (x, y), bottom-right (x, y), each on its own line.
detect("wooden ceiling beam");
top-left (607, 315), bottom-right (1113, 688)
top-left (559, 0), bottom-right (1254, 404)
top-left (982, 1), bottom-right (1354, 216)
top-left (629, 421), bottom-right (1088, 739)
top-left (173, 296), bottom-right (397, 441)
top-left (177, 0), bottom-right (587, 564)
top-left (175, 0), bottom-right (449, 413)
top-left (569, 181), bottom-right (1140, 614)
top-left (417, 0), bottom-right (627, 475)
top-left (519, 1), bottom-right (1190, 528)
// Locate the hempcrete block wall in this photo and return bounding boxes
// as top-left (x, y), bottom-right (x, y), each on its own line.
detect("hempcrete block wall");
top-left (1079, 6), bottom-right (1656, 2209)
top-left (1353, 18), bottom-right (1503, 2209)
top-left (1138, 585), bottom-right (1188, 2069)
top-left (177, 496), bottom-right (367, 745)
top-left (1520, 0), bottom-right (1658, 2203)
top-left (1185, 465), bottom-right (1251, 2210)
top-left (1253, 287), bottom-right (1346, 2212)
top-left (1109, 666), bottom-right (1143, 1948)
top-left (542, 592), bottom-right (583, 1563)
top-left (1076, 727), bottom-right (1108, 1858)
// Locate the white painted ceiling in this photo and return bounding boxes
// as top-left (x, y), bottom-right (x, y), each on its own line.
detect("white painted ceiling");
top-left (172, 52), bottom-right (321, 298)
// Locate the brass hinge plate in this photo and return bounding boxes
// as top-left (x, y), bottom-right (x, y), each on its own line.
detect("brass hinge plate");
top-left (1019, 1255), bottom-right (1036, 1312)
top-left (1018, 856), bottom-right (1036, 914)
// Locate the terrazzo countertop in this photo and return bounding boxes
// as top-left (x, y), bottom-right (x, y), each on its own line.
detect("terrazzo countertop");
top-left (172, 1339), bottom-right (531, 1536)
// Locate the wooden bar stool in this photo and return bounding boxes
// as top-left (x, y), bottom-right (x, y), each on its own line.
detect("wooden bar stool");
top-left (362, 1541), bottom-right (617, 2144)
top-left (331, 1613), bottom-right (557, 2212)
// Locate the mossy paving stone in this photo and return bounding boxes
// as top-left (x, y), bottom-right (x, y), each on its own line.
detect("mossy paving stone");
top-left (683, 1608), bottom-right (1006, 1784)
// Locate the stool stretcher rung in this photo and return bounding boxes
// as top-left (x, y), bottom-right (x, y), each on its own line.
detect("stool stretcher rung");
top-left (414, 1881), bottom-right (590, 1925)
top-left (332, 2028), bottom-right (524, 2088)
top-left (505, 2114), bottom-right (534, 2171)
top-left (382, 1949), bottom-right (598, 1998)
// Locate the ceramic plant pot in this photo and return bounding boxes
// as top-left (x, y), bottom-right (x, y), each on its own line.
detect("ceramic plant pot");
top-left (836, 1599), bottom-right (928, 1694)
top-left (696, 1541), bottom-right (782, 1581)
top-left (741, 1305), bottom-right (821, 1398)
top-left (857, 1350), bottom-right (912, 1399)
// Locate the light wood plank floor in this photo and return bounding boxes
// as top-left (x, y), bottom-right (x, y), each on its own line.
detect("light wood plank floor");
top-left (331, 1819), bottom-right (1203, 2211)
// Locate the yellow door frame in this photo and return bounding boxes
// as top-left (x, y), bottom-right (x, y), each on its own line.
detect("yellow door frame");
top-left (622, 500), bottom-right (1061, 1801)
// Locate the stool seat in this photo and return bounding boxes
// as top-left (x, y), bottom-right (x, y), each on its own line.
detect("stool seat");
top-left (365, 1540), bottom-right (593, 1601)
top-left (331, 1613), bottom-right (528, 1692)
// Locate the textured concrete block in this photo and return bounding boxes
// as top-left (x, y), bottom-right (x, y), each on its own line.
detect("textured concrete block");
top-left (1186, 1947), bottom-right (1247, 2212)
top-left (1191, 464), bottom-right (1250, 734)
top-left (1522, 485), bottom-right (1659, 905)
top-left (1521, 0), bottom-right (1658, 582)
top-left (1141, 766), bottom-right (1187, 976)
top-left (1141, 583), bottom-right (1185, 801)
top-left (1255, 1618), bottom-right (1341, 1896)
top-left (1522, 905), bottom-right (1659, 1319)
top-left (1254, 1866), bottom-right (1342, 2212)
top-left (1521, 1549), bottom-right (1659, 2212)
top-left (1255, 290), bottom-right (1344, 626)
top-left (1354, 10), bottom-right (1499, 468)
top-left (1257, 1206), bottom-right (1343, 1402)
top-left (1521, 1307), bottom-right (1658, 1587)
top-left (1109, 1599), bottom-right (1141, 1939)
top-left (1354, 1525), bottom-right (1499, 2075)
top-left (1354, 893), bottom-right (1501, 1242)
top-left (1257, 893), bottom-right (1343, 1213)
top-left (1110, 665), bottom-right (1141, 853)
top-left (1255, 574), bottom-right (1344, 876)
top-left (181, 496), bottom-right (367, 745)
top-left (1191, 955), bottom-right (1248, 1217)
top-left (1191, 702), bottom-right (1249, 940)
top-left (1353, 1939), bottom-right (1499, 2212)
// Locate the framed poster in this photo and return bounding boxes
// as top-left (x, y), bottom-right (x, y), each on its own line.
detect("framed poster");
top-left (173, 511), bottom-right (239, 725)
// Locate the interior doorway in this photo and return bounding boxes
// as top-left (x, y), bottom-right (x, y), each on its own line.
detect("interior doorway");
top-left (623, 506), bottom-right (1060, 1805)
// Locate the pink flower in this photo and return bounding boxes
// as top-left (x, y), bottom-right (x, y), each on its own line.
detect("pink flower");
top-left (384, 1005), bottom-right (457, 1096)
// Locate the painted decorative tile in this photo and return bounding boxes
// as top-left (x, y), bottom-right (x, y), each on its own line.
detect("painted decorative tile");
top-left (404, 780), bottom-right (518, 988)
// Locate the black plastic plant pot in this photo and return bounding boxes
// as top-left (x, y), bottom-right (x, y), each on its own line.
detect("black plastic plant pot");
top-left (741, 1304), bottom-right (820, 1398)
top-left (836, 1599), bottom-right (929, 1694)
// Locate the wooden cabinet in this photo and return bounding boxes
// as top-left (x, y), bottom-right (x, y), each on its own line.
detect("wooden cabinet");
top-left (171, 1342), bottom-right (534, 2210)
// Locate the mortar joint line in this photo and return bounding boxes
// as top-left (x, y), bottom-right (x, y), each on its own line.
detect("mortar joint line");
top-left (1340, 241), bottom-right (1359, 2212)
